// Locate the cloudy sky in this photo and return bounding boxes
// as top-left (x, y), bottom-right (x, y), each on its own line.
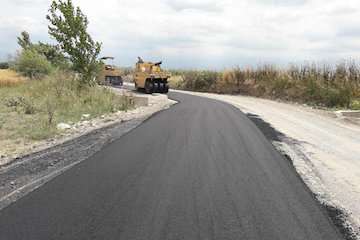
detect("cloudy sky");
top-left (0, 0), bottom-right (360, 69)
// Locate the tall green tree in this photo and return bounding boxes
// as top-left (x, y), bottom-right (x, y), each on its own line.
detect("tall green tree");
top-left (46, 0), bottom-right (102, 86)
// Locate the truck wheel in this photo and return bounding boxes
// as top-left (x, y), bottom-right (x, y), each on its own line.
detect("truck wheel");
top-left (145, 81), bottom-right (153, 94)
top-left (158, 82), bottom-right (164, 93)
top-left (153, 82), bottom-right (159, 93)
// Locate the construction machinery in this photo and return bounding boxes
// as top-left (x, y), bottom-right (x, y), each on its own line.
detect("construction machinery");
top-left (133, 57), bottom-right (170, 94)
top-left (98, 57), bottom-right (123, 86)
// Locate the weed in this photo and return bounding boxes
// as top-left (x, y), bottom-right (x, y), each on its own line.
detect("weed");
top-left (169, 61), bottom-right (360, 109)
top-left (0, 70), bottom-right (134, 142)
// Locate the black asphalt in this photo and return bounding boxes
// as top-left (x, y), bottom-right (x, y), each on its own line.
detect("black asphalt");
top-left (0, 92), bottom-right (343, 240)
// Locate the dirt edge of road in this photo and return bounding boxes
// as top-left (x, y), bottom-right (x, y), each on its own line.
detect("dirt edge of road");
top-left (246, 113), bottom-right (358, 240)
top-left (0, 93), bottom-right (176, 211)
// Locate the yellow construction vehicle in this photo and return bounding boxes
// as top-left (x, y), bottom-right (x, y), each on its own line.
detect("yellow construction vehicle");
top-left (98, 57), bottom-right (123, 86)
top-left (133, 57), bottom-right (170, 94)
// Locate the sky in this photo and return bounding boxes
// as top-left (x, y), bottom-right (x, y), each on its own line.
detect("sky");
top-left (0, 0), bottom-right (360, 69)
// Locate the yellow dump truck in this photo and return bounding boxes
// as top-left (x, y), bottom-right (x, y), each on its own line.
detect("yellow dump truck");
top-left (133, 57), bottom-right (170, 94)
top-left (98, 57), bottom-right (123, 86)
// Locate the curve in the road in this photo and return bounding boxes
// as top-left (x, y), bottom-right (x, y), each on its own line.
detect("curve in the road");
top-left (0, 92), bottom-right (343, 240)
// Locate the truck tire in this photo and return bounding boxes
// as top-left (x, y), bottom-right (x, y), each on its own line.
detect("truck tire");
top-left (158, 82), bottom-right (164, 93)
top-left (145, 81), bottom-right (153, 94)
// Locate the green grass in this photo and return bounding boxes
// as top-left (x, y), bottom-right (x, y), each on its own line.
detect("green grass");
top-left (0, 70), bottom-right (133, 142)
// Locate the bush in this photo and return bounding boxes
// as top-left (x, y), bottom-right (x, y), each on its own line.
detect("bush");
top-left (182, 70), bottom-right (219, 92)
top-left (0, 62), bottom-right (9, 69)
top-left (4, 96), bottom-right (35, 114)
top-left (321, 87), bottom-right (351, 108)
top-left (14, 49), bottom-right (53, 79)
top-left (351, 99), bottom-right (360, 110)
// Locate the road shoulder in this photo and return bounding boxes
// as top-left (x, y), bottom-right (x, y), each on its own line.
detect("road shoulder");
top-left (0, 89), bottom-right (176, 210)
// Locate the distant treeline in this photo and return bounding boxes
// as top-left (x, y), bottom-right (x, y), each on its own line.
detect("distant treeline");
top-left (168, 62), bottom-right (360, 109)
top-left (0, 62), bottom-right (9, 69)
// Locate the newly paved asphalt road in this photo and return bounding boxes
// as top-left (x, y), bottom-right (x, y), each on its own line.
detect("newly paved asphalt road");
top-left (0, 92), bottom-right (343, 240)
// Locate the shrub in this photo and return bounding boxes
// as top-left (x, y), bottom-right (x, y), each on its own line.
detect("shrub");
top-left (182, 70), bottom-right (219, 92)
top-left (216, 70), bottom-right (238, 93)
top-left (350, 99), bottom-right (360, 110)
top-left (13, 49), bottom-right (52, 78)
top-left (0, 62), bottom-right (9, 69)
top-left (17, 31), bottom-right (70, 69)
top-left (4, 96), bottom-right (35, 114)
top-left (271, 76), bottom-right (293, 98)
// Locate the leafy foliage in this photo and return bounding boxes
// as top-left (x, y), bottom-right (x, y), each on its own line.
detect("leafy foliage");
top-left (13, 49), bottom-right (53, 79)
top-left (17, 31), bottom-right (69, 68)
top-left (47, 0), bottom-right (102, 86)
top-left (17, 31), bottom-right (31, 50)
top-left (32, 42), bottom-right (69, 68)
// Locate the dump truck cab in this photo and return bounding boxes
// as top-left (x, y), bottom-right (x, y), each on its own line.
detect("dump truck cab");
top-left (134, 57), bottom-right (170, 94)
top-left (99, 57), bottom-right (123, 86)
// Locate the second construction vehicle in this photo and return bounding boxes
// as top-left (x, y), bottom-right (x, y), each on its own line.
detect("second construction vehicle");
top-left (134, 57), bottom-right (170, 94)
top-left (99, 57), bottom-right (123, 86)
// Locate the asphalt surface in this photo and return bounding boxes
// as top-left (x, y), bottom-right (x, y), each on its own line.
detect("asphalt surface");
top-left (0, 92), bottom-right (343, 240)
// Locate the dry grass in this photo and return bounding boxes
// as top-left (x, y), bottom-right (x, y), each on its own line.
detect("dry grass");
top-left (0, 69), bottom-right (27, 87)
top-left (168, 75), bottom-right (184, 89)
top-left (170, 62), bottom-right (360, 109)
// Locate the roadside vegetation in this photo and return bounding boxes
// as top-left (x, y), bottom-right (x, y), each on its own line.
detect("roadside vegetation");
top-left (0, 70), bottom-right (132, 141)
top-left (169, 63), bottom-right (360, 109)
top-left (0, 0), bottom-right (133, 147)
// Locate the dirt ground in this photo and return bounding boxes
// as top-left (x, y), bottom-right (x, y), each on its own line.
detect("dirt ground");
top-left (174, 90), bottom-right (360, 239)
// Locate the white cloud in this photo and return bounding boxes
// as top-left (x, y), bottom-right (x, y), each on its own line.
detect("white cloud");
top-left (0, 0), bottom-right (360, 68)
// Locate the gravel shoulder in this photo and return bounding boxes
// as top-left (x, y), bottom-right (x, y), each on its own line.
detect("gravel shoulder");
top-left (0, 88), bottom-right (176, 210)
top-left (174, 89), bottom-right (360, 239)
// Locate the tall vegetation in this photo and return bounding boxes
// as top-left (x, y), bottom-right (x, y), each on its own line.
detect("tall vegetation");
top-left (0, 70), bottom-right (133, 140)
top-left (47, 0), bottom-right (102, 86)
top-left (13, 0), bottom-right (102, 86)
top-left (13, 49), bottom-right (53, 78)
top-left (17, 31), bottom-right (68, 68)
top-left (169, 62), bottom-right (360, 109)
